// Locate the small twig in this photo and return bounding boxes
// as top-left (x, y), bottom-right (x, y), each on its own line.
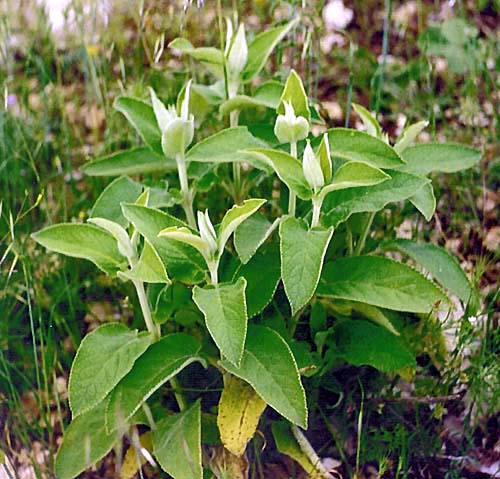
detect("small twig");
top-left (369, 392), bottom-right (465, 405)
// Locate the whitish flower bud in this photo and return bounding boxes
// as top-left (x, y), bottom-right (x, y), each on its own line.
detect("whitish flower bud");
top-left (274, 101), bottom-right (310, 144)
top-left (197, 210), bottom-right (218, 256)
top-left (150, 83), bottom-right (195, 158)
top-left (226, 23), bottom-right (248, 78)
top-left (303, 140), bottom-right (325, 192)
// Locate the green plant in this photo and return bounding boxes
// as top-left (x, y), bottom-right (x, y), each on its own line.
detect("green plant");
top-left (31, 16), bottom-right (483, 479)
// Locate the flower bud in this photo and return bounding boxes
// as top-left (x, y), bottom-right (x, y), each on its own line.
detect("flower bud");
top-left (274, 101), bottom-right (310, 144)
top-left (302, 140), bottom-right (325, 192)
top-left (197, 210), bottom-right (218, 256)
top-left (226, 23), bottom-right (248, 78)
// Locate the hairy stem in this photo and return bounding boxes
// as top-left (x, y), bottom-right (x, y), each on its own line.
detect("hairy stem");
top-left (176, 152), bottom-right (196, 228)
top-left (311, 196), bottom-right (322, 228)
top-left (288, 141), bottom-right (298, 216)
top-left (353, 212), bottom-right (375, 256)
top-left (132, 280), bottom-right (160, 341)
top-left (230, 109), bottom-right (242, 202)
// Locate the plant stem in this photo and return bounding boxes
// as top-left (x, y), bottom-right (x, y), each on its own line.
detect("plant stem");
top-left (288, 141), bottom-right (298, 216)
top-left (353, 212), bottom-right (375, 256)
top-left (176, 152), bottom-right (196, 228)
top-left (169, 377), bottom-right (186, 411)
top-left (311, 196), bottom-right (321, 228)
top-left (132, 280), bottom-right (160, 341)
top-left (230, 109), bottom-right (242, 202)
top-left (208, 261), bottom-right (219, 285)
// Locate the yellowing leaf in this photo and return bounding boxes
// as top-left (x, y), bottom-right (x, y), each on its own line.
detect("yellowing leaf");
top-left (120, 431), bottom-right (153, 479)
top-left (217, 374), bottom-right (267, 457)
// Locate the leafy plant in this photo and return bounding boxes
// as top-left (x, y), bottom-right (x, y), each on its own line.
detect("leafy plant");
top-left (31, 17), bottom-right (482, 479)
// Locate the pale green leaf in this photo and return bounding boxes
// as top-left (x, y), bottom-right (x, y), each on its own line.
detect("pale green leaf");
top-left (69, 323), bottom-right (152, 417)
top-left (122, 204), bottom-right (206, 284)
top-left (242, 19), bottom-right (299, 82)
top-left (55, 401), bottom-right (118, 479)
top-left (158, 226), bottom-right (209, 260)
top-left (401, 143), bottom-right (481, 175)
top-left (331, 320), bottom-right (415, 371)
top-left (220, 325), bottom-right (308, 428)
top-left (280, 218), bottom-right (333, 315)
top-left (31, 223), bottom-right (125, 275)
top-left (219, 81), bottom-right (284, 116)
top-left (91, 176), bottom-right (143, 227)
top-left (352, 103), bottom-right (382, 138)
top-left (169, 38), bottom-right (224, 78)
top-left (118, 240), bottom-right (170, 284)
top-left (219, 198), bottom-right (266, 252)
top-left (318, 161), bottom-right (390, 200)
top-left (394, 120), bottom-right (429, 154)
top-left (186, 127), bottom-right (268, 170)
top-left (322, 128), bottom-right (404, 169)
top-left (409, 182), bottom-right (436, 221)
top-left (383, 239), bottom-right (473, 303)
top-left (318, 255), bottom-right (448, 313)
top-left (322, 170), bottom-right (430, 228)
top-left (234, 215), bottom-right (280, 264)
top-left (87, 218), bottom-right (134, 260)
top-left (82, 147), bottom-right (175, 177)
top-left (153, 401), bottom-right (202, 479)
top-left (192, 277), bottom-right (247, 367)
top-left (114, 97), bottom-right (162, 155)
top-left (106, 333), bottom-right (204, 432)
top-left (247, 148), bottom-right (312, 199)
top-left (277, 69), bottom-right (310, 120)
top-left (217, 375), bottom-right (267, 457)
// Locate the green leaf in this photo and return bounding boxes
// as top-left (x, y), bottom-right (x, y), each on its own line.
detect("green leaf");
top-left (192, 277), bottom-right (248, 367)
top-left (217, 375), bottom-right (267, 457)
top-left (331, 320), bottom-right (415, 371)
top-left (219, 82), bottom-right (283, 116)
top-left (169, 38), bottom-right (224, 78)
top-left (277, 69), bottom-right (310, 120)
top-left (318, 161), bottom-right (390, 200)
top-left (323, 128), bottom-right (405, 169)
top-left (220, 325), bottom-right (307, 428)
top-left (91, 176), bottom-right (143, 227)
top-left (118, 240), bottom-right (170, 284)
top-left (409, 182), bottom-right (436, 221)
top-left (318, 256), bottom-right (448, 313)
top-left (394, 120), bottom-right (429, 154)
top-left (153, 401), bottom-right (202, 479)
top-left (234, 215), bottom-right (280, 264)
top-left (352, 103), bottom-right (382, 138)
top-left (382, 239), bottom-right (473, 303)
top-left (55, 401), bottom-right (118, 479)
top-left (322, 170), bottom-right (430, 228)
top-left (280, 218), bottom-right (333, 315)
top-left (247, 148), bottom-right (312, 199)
top-left (186, 127), bottom-right (268, 170)
top-left (233, 247), bottom-right (281, 317)
top-left (401, 143), bottom-right (481, 175)
top-left (122, 204), bottom-right (206, 284)
top-left (82, 147), bottom-right (174, 177)
top-left (114, 97), bottom-right (162, 155)
top-left (272, 422), bottom-right (322, 477)
top-left (68, 323), bottom-right (152, 417)
top-left (219, 199), bottom-right (266, 252)
top-left (241, 19), bottom-right (298, 82)
top-left (106, 333), bottom-right (204, 432)
top-left (31, 223), bottom-right (124, 275)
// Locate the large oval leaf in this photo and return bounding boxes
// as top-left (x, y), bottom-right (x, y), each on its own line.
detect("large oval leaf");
top-left (69, 323), bottom-right (152, 417)
top-left (323, 128), bottom-right (405, 169)
top-left (383, 239), bottom-right (473, 303)
top-left (192, 277), bottom-right (248, 367)
top-left (280, 218), bottom-right (333, 315)
top-left (220, 325), bottom-right (308, 429)
top-left (322, 170), bottom-right (430, 228)
top-left (122, 203), bottom-right (206, 284)
top-left (82, 147), bottom-right (175, 177)
top-left (106, 333), bottom-right (204, 432)
top-left (55, 401), bottom-right (118, 479)
top-left (401, 143), bottom-right (481, 175)
top-left (153, 401), bottom-right (202, 479)
top-left (330, 319), bottom-right (416, 371)
top-left (114, 97), bottom-right (162, 154)
top-left (317, 255), bottom-right (448, 313)
top-left (31, 223), bottom-right (124, 275)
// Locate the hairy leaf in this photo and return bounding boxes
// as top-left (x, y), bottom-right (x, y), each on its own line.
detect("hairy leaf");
top-left (234, 215), bottom-right (280, 264)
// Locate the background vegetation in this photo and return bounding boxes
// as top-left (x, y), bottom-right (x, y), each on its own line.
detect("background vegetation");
top-left (1, 0), bottom-right (499, 477)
